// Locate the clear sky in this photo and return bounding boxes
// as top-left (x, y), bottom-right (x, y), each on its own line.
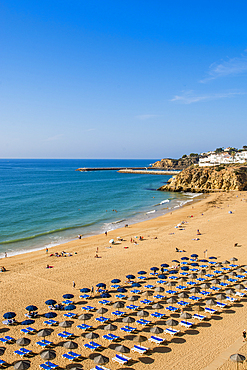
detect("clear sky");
top-left (1, 0), bottom-right (247, 159)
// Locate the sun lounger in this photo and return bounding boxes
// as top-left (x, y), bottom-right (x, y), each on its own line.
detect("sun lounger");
top-left (79, 294), bottom-right (90, 299)
top-left (77, 324), bottom-right (92, 330)
top-left (98, 300), bottom-right (111, 305)
top-left (165, 327), bottom-right (180, 336)
top-left (112, 353), bottom-right (131, 365)
top-left (14, 350), bottom-right (26, 356)
top-left (81, 306), bottom-right (96, 311)
top-left (189, 296), bottom-right (200, 301)
top-left (103, 334), bottom-right (119, 341)
top-left (131, 345), bottom-right (149, 354)
top-left (39, 365), bottom-right (51, 370)
top-left (166, 290), bottom-right (176, 294)
top-left (115, 294), bottom-right (126, 299)
top-left (84, 341), bottom-right (101, 351)
top-left (44, 320), bottom-right (58, 326)
top-left (235, 291), bottom-right (245, 297)
top-left (166, 306), bottom-right (178, 312)
top-left (45, 361), bottom-right (58, 368)
top-left (90, 365), bottom-right (111, 370)
top-left (177, 301), bottom-right (189, 306)
top-left (111, 310), bottom-right (125, 317)
top-left (138, 276), bottom-right (146, 280)
top-left (0, 336), bottom-right (14, 343)
top-left (95, 316), bottom-right (109, 323)
top-left (153, 294), bottom-right (164, 299)
top-left (201, 291), bottom-right (210, 296)
top-left (204, 307), bottom-right (217, 314)
top-left (126, 305), bottom-right (139, 310)
top-left (26, 326), bottom-right (36, 332)
top-left (151, 312), bottom-right (165, 318)
top-left (180, 320), bottom-right (194, 328)
top-left (226, 296), bottom-right (237, 302)
top-left (0, 360), bottom-right (6, 367)
top-left (64, 312), bottom-right (77, 318)
top-left (136, 319), bottom-right (151, 326)
top-left (216, 302), bottom-right (226, 308)
top-left (120, 326), bottom-right (136, 333)
top-left (148, 335), bottom-right (165, 345)
top-left (62, 353), bottom-right (74, 361)
top-left (193, 314), bottom-right (206, 320)
top-left (36, 340), bottom-right (52, 347)
top-left (140, 299), bottom-right (153, 305)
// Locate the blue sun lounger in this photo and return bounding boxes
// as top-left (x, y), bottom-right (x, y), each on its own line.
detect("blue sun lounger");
top-left (0, 336), bottom-right (14, 343)
top-left (140, 299), bottom-right (153, 305)
top-left (180, 320), bottom-right (194, 328)
top-left (193, 314), bottom-right (206, 320)
top-left (36, 340), bottom-right (53, 347)
top-left (84, 341), bottom-right (101, 351)
top-left (95, 316), bottom-right (109, 323)
top-left (77, 324), bottom-right (92, 330)
top-left (131, 345), bottom-right (149, 354)
top-left (204, 307), bottom-right (217, 314)
top-left (112, 353), bottom-right (131, 365)
top-left (90, 365), bottom-right (111, 370)
top-left (148, 336), bottom-right (165, 345)
top-left (111, 310), bottom-right (125, 317)
top-left (165, 328), bottom-right (180, 336)
top-left (82, 305), bottom-right (96, 311)
top-left (68, 351), bottom-right (81, 358)
top-left (136, 319), bottom-right (151, 326)
top-left (120, 326), bottom-right (136, 333)
top-left (62, 353), bottom-right (74, 361)
top-left (126, 305), bottom-right (139, 310)
top-left (80, 294), bottom-right (90, 299)
top-left (44, 320), bottom-right (58, 325)
top-left (0, 360), bottom-right (6, 367)
top-left (151, 312), bottom-right (165, 318)
top-left (64, 312), bottom-right (77, 318)
top-left (103, 333), bottom-right (119, 341)
top-left (40, 363), bottom-right (58, 370)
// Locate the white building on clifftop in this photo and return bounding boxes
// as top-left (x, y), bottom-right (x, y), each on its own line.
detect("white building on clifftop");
top-left (199, 151), bottom-right (247, 166)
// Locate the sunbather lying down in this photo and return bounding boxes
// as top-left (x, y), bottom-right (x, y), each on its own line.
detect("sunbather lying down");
top-left (175, 248), bottom-right (186, 252)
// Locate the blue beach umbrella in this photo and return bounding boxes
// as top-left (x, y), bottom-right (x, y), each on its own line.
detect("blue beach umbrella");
top-left (158, 274), bottom-right (167, 279)
top-left (96, 283), bottom-right (106, 288)
top-left (181, 257), bottom-right (189, 261)
top-left (21, 319), bottom-right (35, 325)
top-left (44, 312), bottom-right (57, 318)
top-left (161, 264), bottom-right (169, 268)
top-left (64, 305), bottom-right (76, 311)
top-left (111, 279), bottom-right (121, 284)
top-left (209, 256), bottom-right (217, 260)
top-left (150, 267), bottom-right (159, 271)
top-left (191, 263), bottom-right (199, 267)
top-left (181, 266), bottom-right (189, 271)
top-left (199, 259), bottom-right (208, 263)
top-left (63, 294), bottom-right (74, 299)
top-left (3, 312), bottom-right (16, 319)
top-left (101, 293), bottom-right (111, 298)
top-left (138, 271), bottom-right (147, 275)
top-left (169, 270), bottom-right (178, 274)
top-left (172, 260), bottom-right (180, 263)
top-left (132, 283), bottom-right (141, 288)
top-left (45, 299), bottom-right (57, 306)
top-left (26, 305), bottom-right (38, 312)
top-left (117, 287), bottom-right (127, 293)
top-left (126, 275), bottom-right (135, 280)
top-left (80, 288), bottom-right (91, 293)
top-left (191, 254), bottom-right (198, 258)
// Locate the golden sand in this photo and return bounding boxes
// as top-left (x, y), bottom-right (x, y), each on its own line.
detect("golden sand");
top-left (0, 191), bottom-right (247, 369)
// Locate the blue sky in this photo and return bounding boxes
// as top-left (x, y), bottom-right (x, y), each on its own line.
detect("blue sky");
top-left (0, 0), bottom-right (247, 159)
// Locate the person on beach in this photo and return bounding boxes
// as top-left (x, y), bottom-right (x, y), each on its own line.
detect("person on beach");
top-left (91, 286), bottom-right (94, 295)
top-left (46, 248), bottom-right (48, 253)
top-left (5, 252), bottom-right (7, 258)
top-left (197, 229), bottom-right (201, 235)
top-left (243, 330), bottom-right (246, 341)
top-left (105, 231), bottom-right (107, 236)
top-left (73, 281), bottom-right (76, 288)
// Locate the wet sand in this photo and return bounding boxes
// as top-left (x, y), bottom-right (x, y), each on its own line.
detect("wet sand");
top-left (0, 191), bottom-right (247, 369)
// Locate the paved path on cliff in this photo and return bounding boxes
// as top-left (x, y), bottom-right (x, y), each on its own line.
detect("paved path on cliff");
top-left (202, 337), bottom-right (244, 369)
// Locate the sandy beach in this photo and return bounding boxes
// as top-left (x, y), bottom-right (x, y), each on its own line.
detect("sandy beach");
top-left (1, 191), bottom-right (247, 370)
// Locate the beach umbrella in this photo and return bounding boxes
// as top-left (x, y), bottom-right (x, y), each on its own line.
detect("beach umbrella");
top-left (45, 299), bottom-right (57, 306)
top-left (37, 329), bottom-right (51, 338)
top-left (230, 257), bottom-right (238, 262)
top-left (181, 266), bottom-right (189, 271)
top-left (80, 288), bottom-right (90, 293)
top-left (191, 263), bottom-right (199, 267)
top-left (97, 307), bottom-right (108, 315)
top-left (104, 324), bottom-right (117, 332)
top-left (199, 259), bottom-right (208, 263)
top-left (178, 292), bottom-right (189, 299)
top-left (142, 291), bottom-right (153, 297)
top-left (13, 361), bottom-right (30, 370)
top-left (181, 257), bottom-right (189, 261)
top-left (21, 320), bottom-right (35, 325)
top-left (133, 335), bottom-right (147, 344)
top-left (169, 270), bottom-right (179, 274)
top-left (25, 305), bottom-right (38, 312)
top-left (225, 289), bottom-right (235, 295)
top-left (230, 353), bottom-right (246, 370)
top-left (122, 316), bottom-right (135, 328)
top-left (113, 301), bottom-right (125, 308)
top-left (166, 319), bottom-right (178, 327)
top-left (220, 275), bottom-right (229, 281)
top-left (63, 341), bottom-right (78, 349)
top-left (137, 310), bottom-right (149, 318)
top-left (70, 366), bottom-right (83, 370)
top-left (115, 345), bottom-right (130, 353)
top-left (40, 350), bottom-right (56, 360)
top-left (101, 293), bottom-right (111, 298)
top-left (117, 287), bottom-right (127, 293)
top-left (78, 314), bottom-right (91, 322)
top-left (64, 304), bottom-right (76, 311)
top-left (3, 312), bottom-right (16, 319)
top-left (206, 299), bottom-right (216, 306)
top-left (236, 268), bottom-right (245, 273)
top-left (126, 275), bottom-right (135, 280)
top-left (191, 254), bottom-right (198, 258)
top-left (132, 282), bottom-right (141, 288)
top-left (166, 282), bottom-right (176, 287)
top-left (85, 332), bottom-right (99, 339)
top-left (200, 283), bottom-right (210, 289)
top-left (158, 274), bottom-right (167, 279)
top-left (63, 294), bottom-right (74, 299)
top-left (235, 284), bottom-right (245, 290)
top-left (44, 312), bottom-right (57, 319)
top-left (96, 283), bottom-right (106, 288)
top-left (16, 338), bottom-right (31, 346)
top-left (215, 263), bottom-right (223, 267)
top-left (150, 326), bottom-right (163, 334)
top-left (178, 277), bottom-right (187, 282)
top-left (155, 287), bottom-right (165, 292)
top-left (0, 349), bottom-right (4, 356)
top-left (167, 297), bottom-right (177, 304)
top-left (222, 260), bottom-right (230, 265)
top-left (199, 269), bottom-right (206, 275)
top-left (211, 279), bottom-right (220, 285)
top-left (180, 312), bottom-right (192, 319)
top-left (188, 273), bottom-right (197, 280)
top-left (127, 296), bottom-right (139, 302)
top-left (209, 257), bottom-right (217, 260)
top-left (229, 272), bottom-right (237, 277)
top-left (190, 287), bottom-right (201, 294)
top-left (152, 303), bottom-right (163, 310)
top-left (94, 355), bottom-right (109, 365)
top-left (138, 271), bottom-right (147, 275)
top-left (216, 293), bottom-right (226, 302)
top-left (59, 321), bottom-right (73, 328)
top-left (161, 263), bottom-right (169, 268)
top-left (111, 279), bottom-right (121, 284)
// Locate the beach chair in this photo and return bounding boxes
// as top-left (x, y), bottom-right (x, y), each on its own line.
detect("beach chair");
top-left (77, 324), bottom-right (92, 330)
top-left (226, 296), bottom-right (237, 302)
top-left (36, 340), bottom-right (52, 347)
top-left (140, 299), bottom-right (153, 305)
top-left (63, 312), bottom-right (77, 318)
top-left (84, 341), bottom-right (101, 351)
top-left (82, 305), bottom-right (96, 311)
top-left (180, 320), bottom-right (194, 328)
top-left (136, 319), bottom-right (151, 326)
top-left (0, 336), bottom-right (14, 344)
top-left (62, 353), bottom-right (74, 361)
top-left (193, 314), bottom-right (206, 320)
top-left (90, 366), bottom-right (110, 370)
top-left (166, 306), bottom-right (178, 312)
top-left (216, 302), bottom-right (227, 308)
top-left (204, 307), bottom-right (217, 314)
top-left (131, 345), bottom-right (149, 354)
top-left (39, 365), bottom-right (51, 370)
top-left (115, 294), bottom-right (126, 299)
top-left (177, 300), bottom-right (189, 307)
top-left (98, 300), bottom-right (111, 305)
top-left (151, 312), bottom-right (165, 318)
top-left (95, 316), bottom-right (109, 323)
top-left (45, 361), bottom-right (58, 368)
top-left (68, 351), bottom-right (81, 358)
top-left (112, 353), bottom-right (131, 365)
top-left (0, 360), bottom-right (6, 368)
top-left (148, 335), bottom-right (165, 345)
top-left (44, 320), bottom-right (57, 326)
top-left (103, 334), bottom-right (119, 342)
top-left (126, 305), bottom-right (139, 310)
top-left (14, 350), bottom-right (26, 356)
top-left (189, 296), bottom-right (200, 302)
top-left (26, 326), bottom-right (36, 333)
top-left (153, 294), bottom-right (164, 299)
top-left (79, 294), bottom-right (90, 299)
top-left (111, 310), bottom-right (125, 317)
top-left (165, 328), bottom-right (180, 336)
top-left (120, 326), bottom-right (136, 333)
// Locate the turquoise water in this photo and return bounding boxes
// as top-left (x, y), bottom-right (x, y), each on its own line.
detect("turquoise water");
top-left (0, 159), bottom-right (196, 257)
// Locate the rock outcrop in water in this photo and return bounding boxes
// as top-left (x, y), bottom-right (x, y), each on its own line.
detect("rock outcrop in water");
top-left (158, 165), bottom-right (247, 192)
top-left (152, 156), bottom-right (199, 170)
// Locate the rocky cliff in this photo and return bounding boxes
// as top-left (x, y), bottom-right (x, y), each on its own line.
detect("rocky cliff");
top-left (158, 165), bottom-right (247, 192)
top-left (152, 156), bottom-right (199, 170)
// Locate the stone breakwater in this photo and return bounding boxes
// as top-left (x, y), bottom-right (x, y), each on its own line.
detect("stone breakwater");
top-left (158, 165), bottom-right (247, 193)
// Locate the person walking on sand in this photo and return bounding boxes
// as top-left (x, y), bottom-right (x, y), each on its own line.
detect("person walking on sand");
top-left (243, 330), bottom-right (246, 342)
top-left (73, 281), bottom-right (76, 288)
top-left (46, 248), bottom-right (48, 254)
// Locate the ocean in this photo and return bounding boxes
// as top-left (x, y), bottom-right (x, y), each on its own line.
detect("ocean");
top-left (0, 159), bottom-right (199, 257)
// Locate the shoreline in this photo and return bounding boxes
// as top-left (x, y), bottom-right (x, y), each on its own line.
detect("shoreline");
top-left (0, 191), bottom-right (206, 260)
